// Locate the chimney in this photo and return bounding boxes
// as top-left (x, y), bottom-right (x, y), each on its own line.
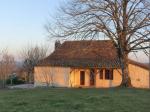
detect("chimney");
top-left (55, 40), bottom-right (61, 50)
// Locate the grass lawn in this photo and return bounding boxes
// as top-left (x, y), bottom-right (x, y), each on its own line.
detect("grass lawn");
top-left (0, 88), bottom-right (150, 112)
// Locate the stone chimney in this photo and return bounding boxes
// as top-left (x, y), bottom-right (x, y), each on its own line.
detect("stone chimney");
top-left (55, 40), bottom-right (61, 50)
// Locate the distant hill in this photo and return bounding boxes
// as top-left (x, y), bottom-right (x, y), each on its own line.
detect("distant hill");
top-left (16, 61), bottom-right (23, 68)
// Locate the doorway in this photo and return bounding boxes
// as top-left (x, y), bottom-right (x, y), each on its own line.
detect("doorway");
top-left (80, 71), bottom-right (85, 85)
top-left (90, 69), bottom-right (95, 86)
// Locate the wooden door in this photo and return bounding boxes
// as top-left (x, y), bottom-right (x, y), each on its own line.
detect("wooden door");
top-left (80, 71), bottom-right (85, 85)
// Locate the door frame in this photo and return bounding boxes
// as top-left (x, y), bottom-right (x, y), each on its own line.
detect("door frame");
top-left (80, 71), bottom-right (85, 85)
top-left (90, 69), bottom-right (96, 86)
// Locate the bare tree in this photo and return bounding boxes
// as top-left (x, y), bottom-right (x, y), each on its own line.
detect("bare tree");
top-left (21, 44), bottom-right (48, 83)
top-left (36, 67), bottom-right (54, 87)
top-left (46, 0), bottom-right (150, 87)
top-left (0, 49), bottom-right (15, 88)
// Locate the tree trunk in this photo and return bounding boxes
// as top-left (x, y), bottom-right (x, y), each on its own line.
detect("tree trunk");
top-left (119, 0), bottom-right (132, 87)
top-left (2, 78), bottom-right (6, 88)
top-left (120, 53), bottom-right (132, 87)
top-left (26, 71), bottom-right (30, 83)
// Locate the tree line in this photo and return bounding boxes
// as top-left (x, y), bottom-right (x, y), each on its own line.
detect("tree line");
top-left (0, 44), bottom-right (48, 88)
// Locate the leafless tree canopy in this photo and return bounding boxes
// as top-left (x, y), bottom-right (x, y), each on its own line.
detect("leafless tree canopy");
top-left (21, 45), bottom-right (48, 83)
top-left (0, 49), bottom-right (16, 88)
top-left (46, 0), bottom-right (150, 87)
top-left (47, 0), bottom-right (150, 52)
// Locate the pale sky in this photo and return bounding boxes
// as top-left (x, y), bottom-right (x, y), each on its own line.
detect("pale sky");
top-left (0, 0), bottom-right (149, 63)
top-left (0, 0), bottom-right (65, 59)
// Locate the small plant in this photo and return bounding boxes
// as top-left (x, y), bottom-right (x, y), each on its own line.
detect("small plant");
top-left (6, 74), bottom-right (25, 85)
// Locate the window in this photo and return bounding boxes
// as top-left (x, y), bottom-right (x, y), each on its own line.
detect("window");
top-left (80, 71), bottom-right (85, 85)
top-left (99, 69), bottom-right (103, 79)
top-left (105, 69), bottom-right (113, 80)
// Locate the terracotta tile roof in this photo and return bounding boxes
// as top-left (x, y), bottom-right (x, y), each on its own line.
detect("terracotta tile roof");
top-left (38, 40), bottom-right (120, 68)
top-left (129, 60), bottom-right (150, 70)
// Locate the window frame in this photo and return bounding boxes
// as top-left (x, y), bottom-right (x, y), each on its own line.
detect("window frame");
top-left (105, 69), bottom-right (113, 80)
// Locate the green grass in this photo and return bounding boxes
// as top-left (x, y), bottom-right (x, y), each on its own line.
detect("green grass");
top-left (0, 88), bottom-right (150, 112)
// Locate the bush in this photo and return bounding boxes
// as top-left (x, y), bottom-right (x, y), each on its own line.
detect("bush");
top-left (6, 75), bottom-right (25, 85)
top-left (0, 80), bottom-right (3, 88)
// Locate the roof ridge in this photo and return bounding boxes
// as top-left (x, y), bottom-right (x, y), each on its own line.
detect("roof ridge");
top-left (63, 40), bottom-right (112, 43)
top-left (129, 59), bottom-right (149, 70)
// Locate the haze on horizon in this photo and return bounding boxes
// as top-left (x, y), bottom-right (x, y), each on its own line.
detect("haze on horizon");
top-left (0, 0), bottom-right (149, 63)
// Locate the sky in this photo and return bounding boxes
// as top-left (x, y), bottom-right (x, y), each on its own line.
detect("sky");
top-left (0, 0), bottom-right (149, 63)
top-left (0, 0), bottom-right (65, 59)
